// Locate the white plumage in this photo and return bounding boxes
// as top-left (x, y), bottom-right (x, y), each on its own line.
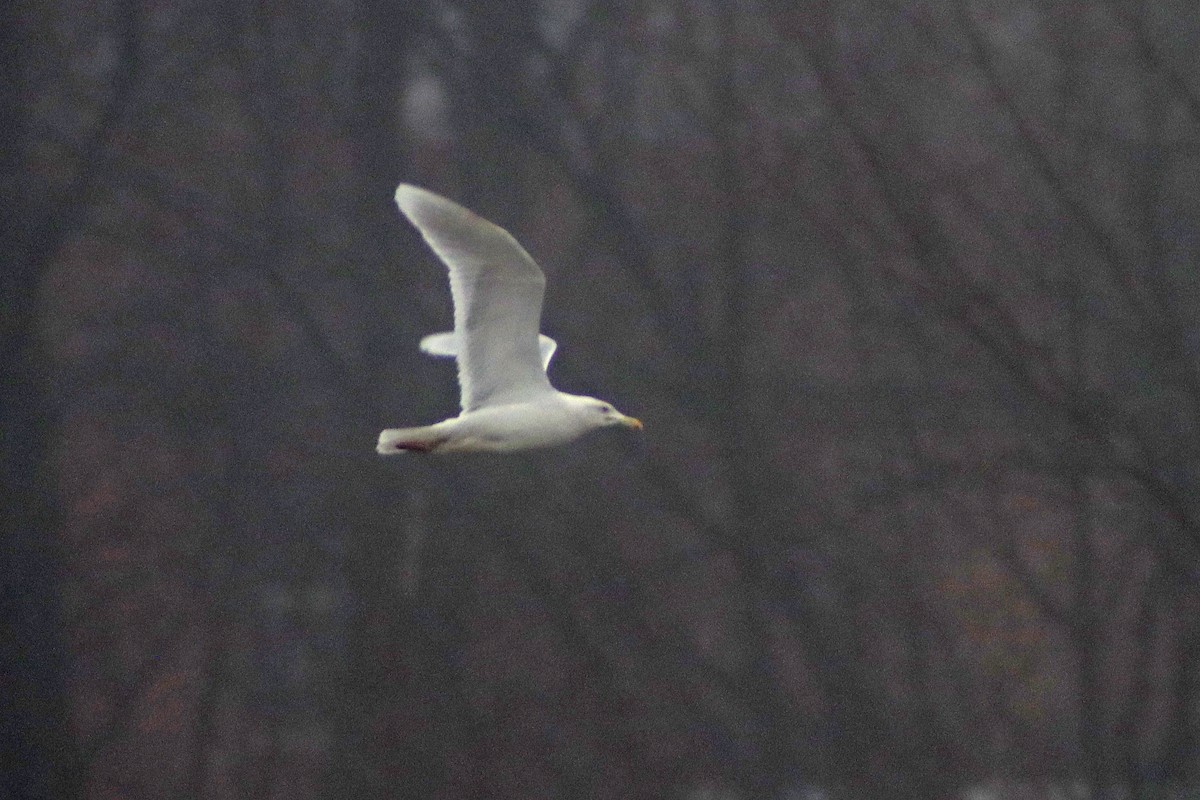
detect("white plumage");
top-left (376, 185), bottom-right (642, 454)
top-left (418, 331), bottom-right (558, 375)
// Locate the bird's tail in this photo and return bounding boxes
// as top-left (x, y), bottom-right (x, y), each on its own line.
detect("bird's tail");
top-left (376, 425), bottom-right (449, 455)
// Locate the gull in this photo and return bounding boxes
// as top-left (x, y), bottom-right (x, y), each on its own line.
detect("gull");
top-left (376, 185), bottom-right (643, 454)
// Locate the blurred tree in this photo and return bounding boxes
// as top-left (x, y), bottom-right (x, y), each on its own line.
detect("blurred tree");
top-left (2, 1), bottom-right (144, 797)
top-left (20, 0), bottom-right (1200, 799)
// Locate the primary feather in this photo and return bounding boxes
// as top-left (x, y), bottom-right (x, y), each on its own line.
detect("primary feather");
top-left (395, 185), bottom-right (553, 412)
top-left (419, 331), bottom-right (558, 372)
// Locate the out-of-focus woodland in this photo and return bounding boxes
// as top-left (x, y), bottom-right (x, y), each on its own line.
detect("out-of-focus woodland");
top-left (5, 1), bottom-right (1200, 798)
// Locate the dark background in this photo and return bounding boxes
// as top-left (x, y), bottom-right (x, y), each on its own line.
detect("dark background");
top-left (5, 1), bottom-right (1200, 798)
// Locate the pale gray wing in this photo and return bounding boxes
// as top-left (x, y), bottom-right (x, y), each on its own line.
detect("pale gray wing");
top-left (396, 185), bottom-right (555, 411)
top-left (420, 331), bottom-right (558, 372)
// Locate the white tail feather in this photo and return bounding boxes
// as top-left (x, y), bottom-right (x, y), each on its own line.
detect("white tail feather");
top-left (376, 425), bottom-right (447, 455)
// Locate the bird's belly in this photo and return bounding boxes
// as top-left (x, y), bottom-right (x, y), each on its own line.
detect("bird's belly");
top-left (449, 404), bottom-right (584, 452)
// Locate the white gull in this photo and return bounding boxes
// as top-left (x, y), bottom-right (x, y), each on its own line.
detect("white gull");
top-left (377, 185), bottom-right (642, 454)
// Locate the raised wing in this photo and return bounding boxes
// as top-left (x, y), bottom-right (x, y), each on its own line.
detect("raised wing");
top-left (396, 185), bottom-right (555, 412)
top-left (420, 331), bottom-right (558, 372)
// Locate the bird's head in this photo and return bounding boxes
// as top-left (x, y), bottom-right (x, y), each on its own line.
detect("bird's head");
top-left (564, 394), bottom-right (644, 433)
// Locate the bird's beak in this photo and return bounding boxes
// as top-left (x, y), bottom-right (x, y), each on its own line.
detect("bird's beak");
top-left (619, 414), bottom-right (644, 431)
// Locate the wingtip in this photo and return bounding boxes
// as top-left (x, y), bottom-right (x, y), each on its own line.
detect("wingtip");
top-left (394, 183), bottom-right (426, 212)
top-left (418, 331), bottom-right (458, 358)
top-left (395, 183), bottom-right (467, 223)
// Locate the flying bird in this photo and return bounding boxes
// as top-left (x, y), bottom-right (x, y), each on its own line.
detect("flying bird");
top-left (377, 185), bottom-right (643, 454)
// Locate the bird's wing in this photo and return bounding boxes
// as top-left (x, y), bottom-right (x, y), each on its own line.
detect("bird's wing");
top-left (420, 331), bottom-right (558, 372)
top-left (396, 185), bottom-right (555, 412)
